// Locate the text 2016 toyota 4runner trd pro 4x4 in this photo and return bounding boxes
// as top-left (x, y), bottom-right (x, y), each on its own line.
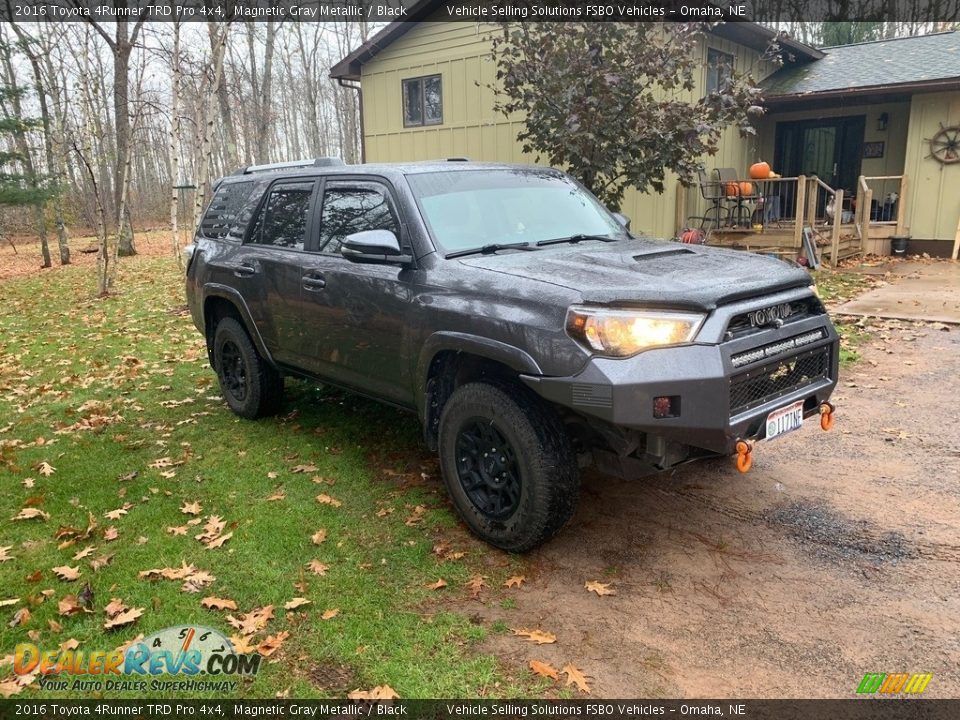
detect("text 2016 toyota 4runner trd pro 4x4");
top-left (185, 158), bottom-right (839, 551)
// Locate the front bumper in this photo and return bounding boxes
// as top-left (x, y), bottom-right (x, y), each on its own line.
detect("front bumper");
top-left (521, 298), bottom-right (839, 456)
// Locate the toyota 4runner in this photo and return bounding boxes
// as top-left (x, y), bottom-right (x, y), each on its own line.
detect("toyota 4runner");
top-left (185, 158), bottom-right (839, 551)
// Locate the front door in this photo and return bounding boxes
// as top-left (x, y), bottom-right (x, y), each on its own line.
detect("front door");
top-left (775, 116), bottom-right (865, 212)
top-left (299, 179), bottom-right (416, 406)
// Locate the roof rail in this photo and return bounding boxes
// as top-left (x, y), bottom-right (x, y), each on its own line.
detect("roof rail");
top-left (232, 157), bottom-right (345, 175)
top-left (446, 157), bottom-right (470, 162)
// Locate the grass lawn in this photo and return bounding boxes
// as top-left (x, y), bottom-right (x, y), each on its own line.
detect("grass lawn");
top-left (0, 240), bottom-right (534, 699)
top-left (811, 269), bottom-right (874, 366)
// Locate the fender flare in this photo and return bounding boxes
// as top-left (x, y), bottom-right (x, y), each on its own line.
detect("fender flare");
top-left (201, 284), bottom-right (279, 370)
top-left (415, 331), bottom-right (544, 417)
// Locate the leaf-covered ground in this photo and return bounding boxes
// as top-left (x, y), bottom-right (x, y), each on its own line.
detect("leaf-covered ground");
top-left (0, 236), bottom-right (540, 699)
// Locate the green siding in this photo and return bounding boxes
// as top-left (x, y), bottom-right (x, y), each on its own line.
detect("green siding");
top-left (903, 92), bottom-right (960, 241)
top-left (360, 22), bottom-right (775, 238)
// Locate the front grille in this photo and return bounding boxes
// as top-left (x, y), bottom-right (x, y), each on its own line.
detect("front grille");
top-left (726, 297), bottom-right (825, 339)
top-left (729, 346), bottom-right (830, 415)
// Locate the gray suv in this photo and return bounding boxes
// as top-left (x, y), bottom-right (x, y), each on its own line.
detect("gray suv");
top-left (185, 158), bottom-right (839, 551)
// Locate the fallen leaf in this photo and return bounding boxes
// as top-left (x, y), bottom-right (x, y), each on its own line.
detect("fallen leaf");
top-left (529, 660), bottom-right (560, 680)
top-left (266, 489), bottom-right (286, 502)
top-left (59, 638), bottom-right (78, 653)
top-left (13, 508), bottom-right (49, 521)
top-left (104, 598), bottom-right (127, 618)
top-left (321, 608), bottom-right (340, 620)
top-left (348, 685), bottom-right (399, 700)
top-left (226, 606), bottom-right (275, 636)
top-left (37, 462), bottom-right (56, 477)
top-left (376, 507), bottom-right (394, 518)
top-left (166, 526), bottom-right (188, 536)
top-left (315, 493), bottom-right (342, 508)
top-left (0, 547), bottom-right (12, 563)
top-left (58, 595), bottom-right (88, 616)
top-left (52, 566), bottom-right (81, 582)
top-left (284, 598), bottom-right (311, 610)
top-left (464, 575), bottom-right (486, 599)
top-left (257, 631), bottom-right (290, 657)
top-left (311, 529), bottom-right (327, 545)
top-left (104, 505), bottom-right (131, 521)
top-left (291, 464), bottom-right (318, 474)
top-left (194, 516), bottom-right (226, 544)
top-left (8, 608), bottom-right (30, 627)
top-left (504, 575), bottom-right (525, 589)
top-left (229, 634), bottom-right (257, 655)
top-left (21, 478), bottom-right (34, 488)
top-left (307, 560), bottom-right (329, 576)
top-left (267, 471), bottom-right (278, 480)
top-left (201, 597), bottom-right (238, 611)
top-left (562, 663), bottom-right (591, 694)
top-left (405, 505), bottom-right (426, 526)
top-left (180, 501), bottom-right (202, 516)
top-left (0, 599), bottom-right (19, 608)
top-left (89, 554), bottom-right (114, 572)
top-left (72, 546), bottom-right (96, 561)
top-left (48, 619), bottom-right (62, 633)
top-left (103, 607), bottom-right (143, 630)
top-left (426, 579), bottom-right (447, 591)
top-left (512, 628), bottom-right (557, 645)
top-left (584, 581), bottom-right (616, 597)
top-left (205, 532), bottom-right (232, 550)
top-left (103, 527), bottom-right (119, 541)
top-left (0, 677), bottom-right (24, 697)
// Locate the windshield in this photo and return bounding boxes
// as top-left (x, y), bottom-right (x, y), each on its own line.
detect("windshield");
top-left (406, 169), bottom-right (627, 255)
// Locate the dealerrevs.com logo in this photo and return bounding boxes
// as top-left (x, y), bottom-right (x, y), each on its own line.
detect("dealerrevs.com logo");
top-left (14, 625), bottom-right (259, 693)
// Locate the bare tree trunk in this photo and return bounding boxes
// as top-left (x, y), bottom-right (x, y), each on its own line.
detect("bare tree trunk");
top-left (212, 23), bottom-right (239, 171)
top-left (169, 20), bottom-right (184, 269)
top-left (0, 34), bottom-right (50, 267)
top-left (77, 58), bottom-right (110, 296)
top-left (193, 23), bottom-right (230, 230)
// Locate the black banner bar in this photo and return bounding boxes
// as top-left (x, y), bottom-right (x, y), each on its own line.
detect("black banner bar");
top-left (1, 700), bottom-right (959, 720)
top-left (2, 0), bottom-right (959, 23)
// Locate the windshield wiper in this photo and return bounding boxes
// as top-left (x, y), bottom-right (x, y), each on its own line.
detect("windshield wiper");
top-left (536, 234), bottom-right (620, 247)
top-left (445, 242), bottom-right (537, 259)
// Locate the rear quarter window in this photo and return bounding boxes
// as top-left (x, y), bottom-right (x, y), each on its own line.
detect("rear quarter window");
top-left (199, 181), bottom-right (257, 240)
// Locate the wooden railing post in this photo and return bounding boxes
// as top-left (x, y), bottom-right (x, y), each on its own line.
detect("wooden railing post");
top-left (863, 186), bottom-right (874, 245)
top-left (793, 175), bottom-right (806, 249)
top-left (831, 189), bottom-right (843, 264)
top-left (895, 173), bottom-right (908, 235)
top-left (806, 177), bottom-right (818, 229)
top-left (855, 175), bottom-right (865, 240)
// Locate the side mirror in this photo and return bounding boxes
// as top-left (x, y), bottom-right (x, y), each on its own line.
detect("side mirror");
top-left (340, 229), bottom-right (412, 265)
top-left (611, 212), bottom-right (631, 231)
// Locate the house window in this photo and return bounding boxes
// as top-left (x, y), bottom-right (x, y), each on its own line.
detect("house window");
top-left (706, 49), bottom-right (735, 93)
top-left (402, 74), bottom-right (442, 127)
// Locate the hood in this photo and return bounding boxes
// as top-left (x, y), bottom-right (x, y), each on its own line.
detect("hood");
top-left (456, 239), bottom-right (812, 311)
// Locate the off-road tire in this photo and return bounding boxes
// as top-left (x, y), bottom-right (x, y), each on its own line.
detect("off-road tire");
top-left (438, 381), bottom-right (579, 552)
top-left (213, 317), bottom-right (283, 419)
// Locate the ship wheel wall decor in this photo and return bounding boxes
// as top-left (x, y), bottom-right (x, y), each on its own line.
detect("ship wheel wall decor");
top-left (926, 123), bottom-right (960, 165)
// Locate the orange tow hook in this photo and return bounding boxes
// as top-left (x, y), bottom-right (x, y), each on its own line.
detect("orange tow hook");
top-left (735, 439), bottom-right (754, 473)
top-left (819, 402), bottom-right (836, 431)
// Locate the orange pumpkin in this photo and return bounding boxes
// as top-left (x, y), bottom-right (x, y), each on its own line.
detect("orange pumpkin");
top-left (724, 181), bottom-right (740, 198)
top-left (739, 181), bottom-right (755, 197)
top-left (749, 161), bottom-right (772, 179)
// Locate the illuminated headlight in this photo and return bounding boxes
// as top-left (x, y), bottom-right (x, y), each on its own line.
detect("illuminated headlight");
top-left (565, 306), bottom-right (706, 357)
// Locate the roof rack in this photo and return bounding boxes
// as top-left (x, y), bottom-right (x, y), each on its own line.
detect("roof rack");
top-left (233, 157), bottom-right (345, 175)
top-left (446, 157), bottom-right (470, 162)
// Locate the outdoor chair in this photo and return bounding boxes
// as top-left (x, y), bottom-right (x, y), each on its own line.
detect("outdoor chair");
top-left (688, 169), bottom-right (729, 229)
top-left (716, 167), bottom-right (757, 228)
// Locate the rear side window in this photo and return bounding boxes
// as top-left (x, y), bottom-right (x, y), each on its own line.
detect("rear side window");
top-left (317, 184), bottom-right (399, 255)
top-left (199, 181), bottom-right (255, 239)
top-left (249, 180), bottom-right (316, 250)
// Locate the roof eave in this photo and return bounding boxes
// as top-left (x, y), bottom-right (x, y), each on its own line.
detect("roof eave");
top-left (765, 77), bottom-right (960, 107)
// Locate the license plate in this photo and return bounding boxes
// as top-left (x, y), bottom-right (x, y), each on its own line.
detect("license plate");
top-left (765, 400), bottom-right (804, 441)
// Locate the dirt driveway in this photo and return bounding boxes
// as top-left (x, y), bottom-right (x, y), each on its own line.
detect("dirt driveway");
top-left (465, 318), bottom-right (960, 698)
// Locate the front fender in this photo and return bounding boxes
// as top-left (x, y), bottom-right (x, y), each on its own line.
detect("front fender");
top-left (415, 332), bottom-right (544, 416)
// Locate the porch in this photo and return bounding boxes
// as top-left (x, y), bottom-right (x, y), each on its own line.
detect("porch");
top-left (680, 173), bottom-right (909, 267)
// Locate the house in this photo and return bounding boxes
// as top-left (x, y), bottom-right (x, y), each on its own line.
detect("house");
top-left (330, 4), bottom-right (960, 259)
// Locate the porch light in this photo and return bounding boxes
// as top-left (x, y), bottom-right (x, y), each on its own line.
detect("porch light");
top-left (877, 113), bottom-right (889, 132)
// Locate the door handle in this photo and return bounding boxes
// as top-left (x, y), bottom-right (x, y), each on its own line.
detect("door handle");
top-left (302, 273), bottom-right (326, 291)
top-left (233, 263), bottom-right (257, 278)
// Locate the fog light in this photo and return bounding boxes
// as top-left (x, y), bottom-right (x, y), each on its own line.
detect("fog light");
top-left (653, 396), bottom-right (680, 419)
